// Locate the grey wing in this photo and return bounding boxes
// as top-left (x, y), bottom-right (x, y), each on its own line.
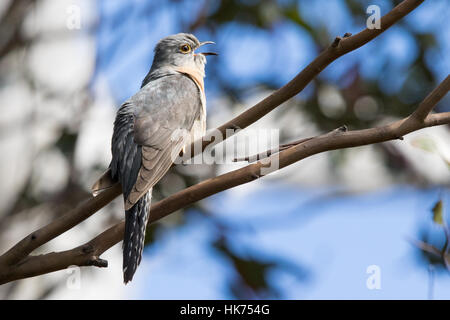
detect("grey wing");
top-left (110, 103), bottom-right (142, 202)
top-left (111, 74), bottom-right (202, 210)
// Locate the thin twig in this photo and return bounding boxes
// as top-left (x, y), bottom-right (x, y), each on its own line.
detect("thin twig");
top-left (410, 75), bottom-right (450, 122)
top-left (232, 138), bottom-right (313, 163)
top-left (233, 126), bottom-right (348, 163)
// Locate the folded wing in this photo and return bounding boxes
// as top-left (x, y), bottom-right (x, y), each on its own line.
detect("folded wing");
top-left (93, 73), bottom-right (202, 209)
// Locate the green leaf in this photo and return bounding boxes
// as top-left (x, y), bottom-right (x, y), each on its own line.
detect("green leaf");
top-left (432, 200), bottom-right (444, 226)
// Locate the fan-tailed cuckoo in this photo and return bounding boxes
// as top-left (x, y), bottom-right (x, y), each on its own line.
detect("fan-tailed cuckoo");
top-left (92, 33), bottom-right (216, 283)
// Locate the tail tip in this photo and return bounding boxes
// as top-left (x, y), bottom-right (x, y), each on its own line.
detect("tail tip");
top-left (123, 265), bottom-right (135, 284)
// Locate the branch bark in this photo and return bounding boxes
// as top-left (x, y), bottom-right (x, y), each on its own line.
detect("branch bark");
top-left (1, 0), bottom-right (443, 285)
top-left (411, 75), bottom-right (450, 121)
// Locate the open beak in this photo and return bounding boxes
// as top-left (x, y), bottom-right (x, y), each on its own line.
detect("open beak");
top-left (201, 52), bottom-right (218, 56)
top-left (199, 41), bottom-right (218, 56)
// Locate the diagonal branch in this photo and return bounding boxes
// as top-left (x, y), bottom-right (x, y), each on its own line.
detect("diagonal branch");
top-left (410, 75), bottom-right (450, 121)
top-left (0, 184), bottom-right (122, 267)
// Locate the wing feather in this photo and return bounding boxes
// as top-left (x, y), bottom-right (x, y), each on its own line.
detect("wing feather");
top-left (110, 73), bottom-right (203, 209)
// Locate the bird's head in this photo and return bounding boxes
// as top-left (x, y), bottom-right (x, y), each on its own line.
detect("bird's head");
top-left (150, 33), bottom-right (216, 77)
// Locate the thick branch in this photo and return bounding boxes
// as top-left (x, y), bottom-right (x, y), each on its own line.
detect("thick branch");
top-left (0, 184), bottom-right (122, 267)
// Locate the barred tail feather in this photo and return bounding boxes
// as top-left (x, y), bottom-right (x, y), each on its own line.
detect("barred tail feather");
top-left (123, 190), bottom-right (151, 284)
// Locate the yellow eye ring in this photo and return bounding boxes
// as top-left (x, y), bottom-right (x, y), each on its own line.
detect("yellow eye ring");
top-left (180, 44), bottom-right (191, 54)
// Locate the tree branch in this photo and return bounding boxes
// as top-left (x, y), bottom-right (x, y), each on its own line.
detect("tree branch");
top-left (411, 75), bottom-right (450, 121)
top-left (233, 126), bottom-right (348, 163)
top-left (0, 0), bottom-right (436, 284)
top-left (0, 184), bottom-right (122, 267)
top-left (409, 238), bottom-right (450, 270)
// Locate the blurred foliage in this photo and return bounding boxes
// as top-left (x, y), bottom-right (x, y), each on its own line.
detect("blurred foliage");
top-left (0, 0), bottom-right (449, 299)
top-left (432, 199), bottom-right (444, 226)
top-left (411, 135), bottom-right (450, 168)
top-left (213, 236), bottom-right (309, 299)
top-left (416, 195), bottom-right (449, 276)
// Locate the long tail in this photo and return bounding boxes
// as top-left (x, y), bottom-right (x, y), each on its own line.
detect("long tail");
top-left (123, 190), bottom-right (151, 284)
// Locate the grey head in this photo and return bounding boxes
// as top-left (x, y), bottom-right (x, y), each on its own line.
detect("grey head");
top-left (142, 33), bottom-right (216, 87)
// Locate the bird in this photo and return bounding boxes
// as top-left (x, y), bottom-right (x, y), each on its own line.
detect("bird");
top-left (91, 33), bottom-right (216, 283)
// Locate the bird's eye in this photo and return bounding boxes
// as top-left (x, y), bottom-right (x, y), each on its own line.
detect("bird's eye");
top-left (180, 44), bottom-right (191, 54)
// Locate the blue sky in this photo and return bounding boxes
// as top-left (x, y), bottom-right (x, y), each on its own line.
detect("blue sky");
top-left (131, 184), bottom-right (450, 299)
top-left (93, 0), bottom-right (450, 103)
